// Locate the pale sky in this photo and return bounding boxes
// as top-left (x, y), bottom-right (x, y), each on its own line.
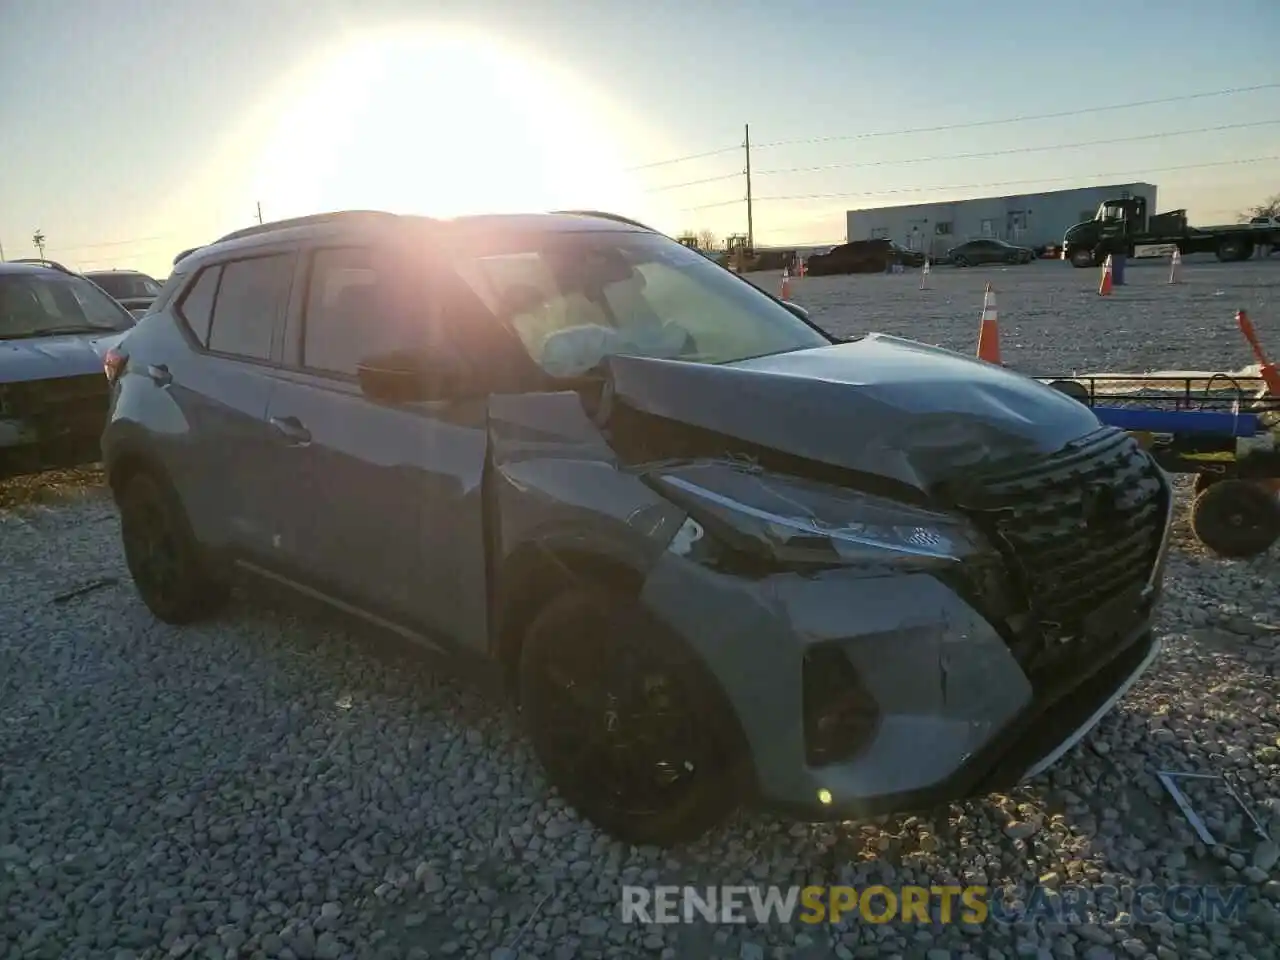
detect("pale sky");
top-left (1, 0), bottom-right (1278, 277)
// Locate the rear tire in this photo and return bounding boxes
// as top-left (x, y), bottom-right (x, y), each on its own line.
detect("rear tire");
top-left (519, 584), bottom-right (748, 846)
top-left (118, 470), bottom-right (228, 623)
top-left (1190, 479), bottom-right (1280, 559)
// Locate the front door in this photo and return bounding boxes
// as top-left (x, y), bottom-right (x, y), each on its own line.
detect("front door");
top-left (263, 243), bottom-right (491, 649)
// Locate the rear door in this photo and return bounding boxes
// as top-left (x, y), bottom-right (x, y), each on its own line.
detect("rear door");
top-left (261, 242), bottom-right (491, 648)
top-left (159, 252), bottom-right (295, 557)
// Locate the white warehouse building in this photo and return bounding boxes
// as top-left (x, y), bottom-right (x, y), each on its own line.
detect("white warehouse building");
top-left (845, 182), bottom-right (1158, 259)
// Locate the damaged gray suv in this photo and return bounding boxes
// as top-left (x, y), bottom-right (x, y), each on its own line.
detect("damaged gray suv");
top-left (102, 210), bottom-right (1172, 845)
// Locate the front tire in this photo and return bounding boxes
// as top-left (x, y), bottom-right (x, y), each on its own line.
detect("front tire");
top-left (118, 469), bottom-right (228, 623)
top-left (519, 585), bottom-right (748, 846)
top-left (1069, 248), bottom-right (1094, 268)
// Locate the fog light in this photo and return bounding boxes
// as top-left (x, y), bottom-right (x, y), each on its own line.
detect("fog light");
top-left (802, 643), bottom-right (880, 768)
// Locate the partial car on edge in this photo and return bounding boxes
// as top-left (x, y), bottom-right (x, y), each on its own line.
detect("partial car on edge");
top-left (2, 259), bottom-right (135, 478)
top-left (85, 269), bottom-right (164, 317)
top-left (948, 237), bottom-right (1036, 266)
top-left (102, 209), bottom-right (1172, 846)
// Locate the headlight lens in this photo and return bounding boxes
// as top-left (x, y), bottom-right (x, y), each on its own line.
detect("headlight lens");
top-left (650, 463), bottom-right (985, 567)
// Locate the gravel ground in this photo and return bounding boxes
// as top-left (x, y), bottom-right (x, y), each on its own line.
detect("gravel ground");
top-left (758, 254), bottom-right (1280, 375)
top-left (2, 259), bottom-right (1280, 960)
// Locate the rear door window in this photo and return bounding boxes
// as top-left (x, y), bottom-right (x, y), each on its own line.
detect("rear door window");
top-left (207, 254), bottom-right (295, 361)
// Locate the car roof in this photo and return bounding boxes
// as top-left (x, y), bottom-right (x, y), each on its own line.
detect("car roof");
top-left (0, 259), bottom-right (81, 278)
top-left (171, 209), bottom-right (657, 275)
top-left (84, 268), bottom-right (150, 276)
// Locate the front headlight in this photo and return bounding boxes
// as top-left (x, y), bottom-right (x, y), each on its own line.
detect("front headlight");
top-left (650, 463), bottom-right (986, 568)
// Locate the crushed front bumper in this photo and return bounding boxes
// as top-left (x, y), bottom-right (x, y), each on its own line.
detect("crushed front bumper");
top-left (637, 465), bottom-right (1173, 820)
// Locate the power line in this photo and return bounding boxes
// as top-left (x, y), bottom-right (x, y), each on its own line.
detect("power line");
top-left (751, 82), bottom-right (1280, 149)
top-left (641, 118), bottom-right (1280, 194)
top-left (754, 119), bottom-right (1280, 176)
top-left (45, 234), bottom-right (175, 254)
top-left (625, 81), bottom-right (1280, 174)
top-left (644, 171), bottom-right (743, 193)
top-left (624, 144), bottom-right (741, 172)
top-left (679, 154), bottom-right (1280, 211)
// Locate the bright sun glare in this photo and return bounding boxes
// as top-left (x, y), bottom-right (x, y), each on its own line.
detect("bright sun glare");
top-left (250, 28), bottom-right (651, 222)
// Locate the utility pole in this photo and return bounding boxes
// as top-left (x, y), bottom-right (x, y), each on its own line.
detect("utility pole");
top-left (255, 202), bottom-right (264, 224)
top-left (744, 123), bottom-right (754, 252)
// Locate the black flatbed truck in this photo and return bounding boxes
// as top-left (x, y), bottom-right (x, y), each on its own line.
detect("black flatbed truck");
top-left (1061, 196), bottom-right (1280, 267)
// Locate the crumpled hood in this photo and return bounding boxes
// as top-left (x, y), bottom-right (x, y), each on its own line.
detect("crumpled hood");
top-left (0, 331), bottom-right (125, 385)
top-left (604, 333), bottom-right (1103, 494)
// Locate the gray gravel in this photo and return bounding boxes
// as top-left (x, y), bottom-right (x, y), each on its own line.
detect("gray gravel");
top-left (760, 254), bottom-right (1279, 375)
top-left (3, 259), bottom-right (1280, 959)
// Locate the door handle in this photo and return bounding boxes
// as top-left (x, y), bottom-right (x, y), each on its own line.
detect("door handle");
top-left (146, 363), bottom-right (172, 387)
top-left (269, 416), bottom-right (311, 445)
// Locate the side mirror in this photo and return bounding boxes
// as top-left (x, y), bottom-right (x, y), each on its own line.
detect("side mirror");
top-left (356, 349), bottom-right (468, 403)
top-left (783, 301), bottom-right (810, 321)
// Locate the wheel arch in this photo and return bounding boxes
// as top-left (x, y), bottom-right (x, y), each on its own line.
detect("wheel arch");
top-left (494, 536), bottom-right (650, 702)
top-left (104, 437), bottom-right (173, 502)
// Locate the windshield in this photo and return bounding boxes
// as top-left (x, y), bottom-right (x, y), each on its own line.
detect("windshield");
top-left (89, 273), bottom-right (160, 299)
top-left (1097, 203), bottom-right (1127, 222)
top-left (449, 230), bottom-right (832, 377)
top-left (0, 272), bottom-right (135, 339)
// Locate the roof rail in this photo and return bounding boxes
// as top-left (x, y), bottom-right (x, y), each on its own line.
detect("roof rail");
top-left (173, 246), bottom-right (200, 266)
top-left (551, 210), bottom-right (658, 233)
top-left (212, 210), bottom-right (401, 246)
top-left (9, 257), bottom-right (75, 275)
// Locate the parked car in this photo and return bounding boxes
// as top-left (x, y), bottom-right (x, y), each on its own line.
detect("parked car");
top-left (805, 239), bottom-right (921, 275)
top-left (948, 238), bottom-right (1036, 266)
top-left (102, 209), bottom-right (1172, 846)
top-left (85, 269), bottom-right (164, 317)
top-left (1, 259), bottom-right (135, 478)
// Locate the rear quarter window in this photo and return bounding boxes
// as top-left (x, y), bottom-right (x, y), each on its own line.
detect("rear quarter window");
top-left (175, 266), bottom-right (222, 346)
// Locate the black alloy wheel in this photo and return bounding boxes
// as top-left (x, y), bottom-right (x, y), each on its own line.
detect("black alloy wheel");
top-left (519, 585), bottom-right (747, 846)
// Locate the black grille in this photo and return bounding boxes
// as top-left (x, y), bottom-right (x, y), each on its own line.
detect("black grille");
top-left (960, 428), bottom-right (1166, 679)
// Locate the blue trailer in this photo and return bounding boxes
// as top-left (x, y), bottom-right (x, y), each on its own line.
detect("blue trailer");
top-left (1042, 374), bottom-right (1280, 558)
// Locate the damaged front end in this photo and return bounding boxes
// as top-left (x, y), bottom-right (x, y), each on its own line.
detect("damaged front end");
top-left (1, 373), bottom-right (113, 479)
top-left (486, 347), bottom-right (1172, 821)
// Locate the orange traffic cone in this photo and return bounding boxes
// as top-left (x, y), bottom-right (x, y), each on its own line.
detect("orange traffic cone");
top-left (976, 283), bottom-right (1001, 364)
top-left (1098, 254), bottom-right (1114, 296)
top-left (1237, 309), bottom-right (1280, 397)
top-left (796, 257), bottom-right (806, 278)
top-left (780, 267), bottom-right (792, 301)
top-left (1169, 248), bottom-right (1182, 284)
